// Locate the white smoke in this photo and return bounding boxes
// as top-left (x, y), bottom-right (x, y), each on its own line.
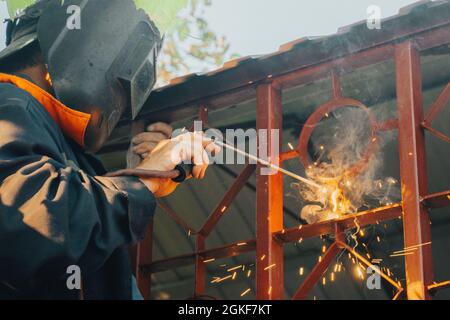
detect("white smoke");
top-left (293, 108), bottom-right (400, 224)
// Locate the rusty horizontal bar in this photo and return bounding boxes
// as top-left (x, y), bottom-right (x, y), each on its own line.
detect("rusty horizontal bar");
top-left (422, 190), bottom-right (450, 209)
top-left (142, 240), bottom-right (256, 274)
top-left (276, 190), bottom-right (450, 244)
top-left (428, 280), bottom-right (450, 293)
top-left (273, 44), bottom-right (395, 91)
top-left (275, 204), bottom-right (403, 243)
top-left (142, 191), bottom-right (450, 276)
top-left (277, 23), bottom-right (450, 95)
top-left (280, 149), bottom-right (299, 162)
top-left (416, 23), bottom-right (450, 51)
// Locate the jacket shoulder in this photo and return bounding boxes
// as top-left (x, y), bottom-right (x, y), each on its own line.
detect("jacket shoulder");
top-left (0, 83), bottom-right (66, 153)
top-left (0, 83), bottom-right (35, 109)
top-left (0, 83), bottom-right (61, 137)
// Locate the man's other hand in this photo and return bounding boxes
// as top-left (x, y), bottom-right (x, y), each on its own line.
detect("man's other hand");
top-left (131, 122), bottom-right (174, 159)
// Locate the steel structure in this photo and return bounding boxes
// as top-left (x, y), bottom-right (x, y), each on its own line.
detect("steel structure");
top-left (122, 2), bottom-right (450, 300)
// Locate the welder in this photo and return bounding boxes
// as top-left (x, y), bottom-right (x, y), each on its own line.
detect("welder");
top-left (0, 0), bottom-right (217, 299)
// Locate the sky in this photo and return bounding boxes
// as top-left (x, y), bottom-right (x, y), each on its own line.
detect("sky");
top-left (0, 0), bottom-right (420, 70)
top-left (202, 0), bottom-right (419, 56)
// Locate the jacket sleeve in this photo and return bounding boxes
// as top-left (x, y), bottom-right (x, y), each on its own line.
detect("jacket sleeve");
top-left (0, 93), bottom-right (156, 288)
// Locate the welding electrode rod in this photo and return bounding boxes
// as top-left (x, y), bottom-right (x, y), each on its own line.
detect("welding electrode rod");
top-left (212, 139), bottom-right (321, 189)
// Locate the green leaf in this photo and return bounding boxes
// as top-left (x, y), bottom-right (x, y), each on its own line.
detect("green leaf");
top-left (4, 0), bottom-right (36, 18)
top-left (134, 0), bottom-right (188, 34)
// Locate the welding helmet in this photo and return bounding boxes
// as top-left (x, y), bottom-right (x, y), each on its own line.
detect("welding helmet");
top-left (0, 0), bottom-right (162, 152)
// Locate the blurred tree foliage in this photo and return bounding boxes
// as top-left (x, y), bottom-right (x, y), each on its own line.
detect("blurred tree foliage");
top-left (157, 0), bottom-right (238, 85)
top-left (3, 0), bottom-right (34, 18)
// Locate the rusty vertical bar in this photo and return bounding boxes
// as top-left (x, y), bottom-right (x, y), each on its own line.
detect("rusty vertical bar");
top-left (128, 120), bottom-right (155, 299)
top-left (194, 235), bottom-right (206, 296)
top-left (395, 41), bottom-right (433, 300)
top-left (198, 105), bottom-right (209, 126)
top-left (137, 221), bottom-right (154, 299)
top-left (194, 105), bottom-right (208, 297)
top-left (256, 83), bottom-right (284, 300)
top-left (331, 69), bottom-right (342, 99)
top-left (334, 223), bottom-right (345, 244)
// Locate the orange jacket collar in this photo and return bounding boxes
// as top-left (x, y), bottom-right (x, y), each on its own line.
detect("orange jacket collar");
top-left (0, 73), bottom-right (91, 148)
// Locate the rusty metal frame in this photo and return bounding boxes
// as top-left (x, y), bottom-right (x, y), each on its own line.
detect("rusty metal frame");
top-left (134, 24), bottom-right (450, 300)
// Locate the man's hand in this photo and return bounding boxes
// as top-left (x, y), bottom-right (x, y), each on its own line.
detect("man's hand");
top-left (131, 122), bottom-right (174, 159)
top-left (137, 132), bottom-right (220, 198)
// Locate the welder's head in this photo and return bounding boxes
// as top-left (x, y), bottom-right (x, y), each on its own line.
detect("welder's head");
top-left (0, 0), bottom-right (163, 152)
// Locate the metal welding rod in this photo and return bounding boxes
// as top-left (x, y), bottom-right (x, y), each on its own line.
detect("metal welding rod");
top-left (211, 139), bottom-right (321, 189)
top-left (108, 132), bottom-right (320, 189)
